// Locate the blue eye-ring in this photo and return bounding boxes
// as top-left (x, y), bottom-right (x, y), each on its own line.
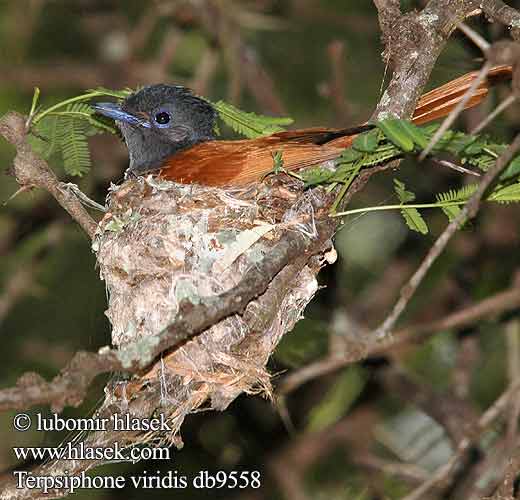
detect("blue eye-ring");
top-left (154, 110), bottom-right (171, 127)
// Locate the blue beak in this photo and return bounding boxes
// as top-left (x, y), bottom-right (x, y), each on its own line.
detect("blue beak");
top-left (91, 102), bottom-right (150, 128)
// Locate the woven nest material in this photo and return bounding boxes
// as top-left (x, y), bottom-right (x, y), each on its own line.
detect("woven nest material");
top-left (93, 174), bottom-right (337, 442)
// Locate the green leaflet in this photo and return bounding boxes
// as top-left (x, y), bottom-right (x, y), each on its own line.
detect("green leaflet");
top-left (401, 208), bottom-right (429, 234)
top-left (51, 101), bottom-right (119, 135)
top-left (500, 155), bottom-right (520, 180)
top-left (27, 87), bottom-right (132, 177)
top-left (376, 119), bottom-right (415, 152)
top-left (271, 150), bottom-right (284, 170)
top-left (436, 184), bottom-right (478, 205)
top-left (439, 204), bottom-right (462, 222)
top-left (394, 179), bottom-right (429, 234)
top-left (303, 144), bottom-right (401, 191)
top-left (29, 103), bottom-right (95, 176)
top-left (339, 147), bottom-right (362, 163)
top-left (394, 178), bottom-right (416, 204)
top-left (301, 166), bottom-right (336, 187)
top-left (360, 146), bottom-right (401, 167)
top-left (352, 128), bottom-right (380, 152)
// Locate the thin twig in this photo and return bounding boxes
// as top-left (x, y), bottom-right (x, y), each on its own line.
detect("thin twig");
top-left (457, 22), bottom-right (491, 52)
top-left (432, 158), bottom-right (481, 177)
top-left (387, 285), bottom-right (520, 350)
top-left (506, 320), bottom-right (520, 446)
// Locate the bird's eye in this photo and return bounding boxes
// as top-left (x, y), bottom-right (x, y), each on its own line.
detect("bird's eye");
top-left (154, 111), bottom-right (171, 127)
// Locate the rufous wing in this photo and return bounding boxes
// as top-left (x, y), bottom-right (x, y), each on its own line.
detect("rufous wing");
top-left (159, 136), bottom-right (346, 186)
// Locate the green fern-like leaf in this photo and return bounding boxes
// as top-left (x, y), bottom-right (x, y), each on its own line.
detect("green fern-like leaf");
top-left (51, 102), bottom-right (118, 135)
top-left (394, 179), bottom-right (428, 234)
top-left (394, 179), bottom-right (416, 204)
top-left (488, 182), bottom-right (520, 204)
top-left (27, 87), bottom-right (136, 177)
top-left (376, 119), bottom-right (422, 151)
top-left (301, 166), bottom-right (336, 187)
top-left (212, 100), bottom-right (293, 138)
top-left (436, 184), bottom-right (477, 222)
top-left (58, 113), bottom-right (91, 176)
top-left (436, 184), bottom-right (478, 204)
top-left (467, 153), bottom-right (497, 172)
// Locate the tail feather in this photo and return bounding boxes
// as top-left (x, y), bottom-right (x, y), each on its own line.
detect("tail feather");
top-left (412, 64), bottom-right (512, 124)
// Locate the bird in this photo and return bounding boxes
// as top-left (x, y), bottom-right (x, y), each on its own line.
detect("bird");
top-left (92, 65), bottom-right (512, 187)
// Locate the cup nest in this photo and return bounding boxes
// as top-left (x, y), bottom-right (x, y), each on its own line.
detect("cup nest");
top-left (92, 174), bottom-right (336, 445)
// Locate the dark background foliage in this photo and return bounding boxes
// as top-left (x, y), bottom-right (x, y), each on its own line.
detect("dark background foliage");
top-left (0, 1), bottom-right (519, 499)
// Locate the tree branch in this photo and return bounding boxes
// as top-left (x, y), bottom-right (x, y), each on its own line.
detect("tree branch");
top-left (372, 0), bottom-right (481, 120)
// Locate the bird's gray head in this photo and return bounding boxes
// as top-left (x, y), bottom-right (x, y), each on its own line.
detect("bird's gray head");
top-left (92, 84), bottom-right (217, 176)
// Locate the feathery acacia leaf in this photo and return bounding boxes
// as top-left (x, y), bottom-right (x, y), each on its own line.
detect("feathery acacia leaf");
top-left (212, 100), bottom-right (293, 138)
top-left (58, 114), bottom-right (91, 176)
top-left (400, 207), bottom-right (429, 234)
top-left (435, 184), bottom-right (476, 222)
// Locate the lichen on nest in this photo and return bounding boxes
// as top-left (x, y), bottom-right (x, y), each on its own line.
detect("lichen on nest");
top-left (93, 174), bottom-right (335, 439)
